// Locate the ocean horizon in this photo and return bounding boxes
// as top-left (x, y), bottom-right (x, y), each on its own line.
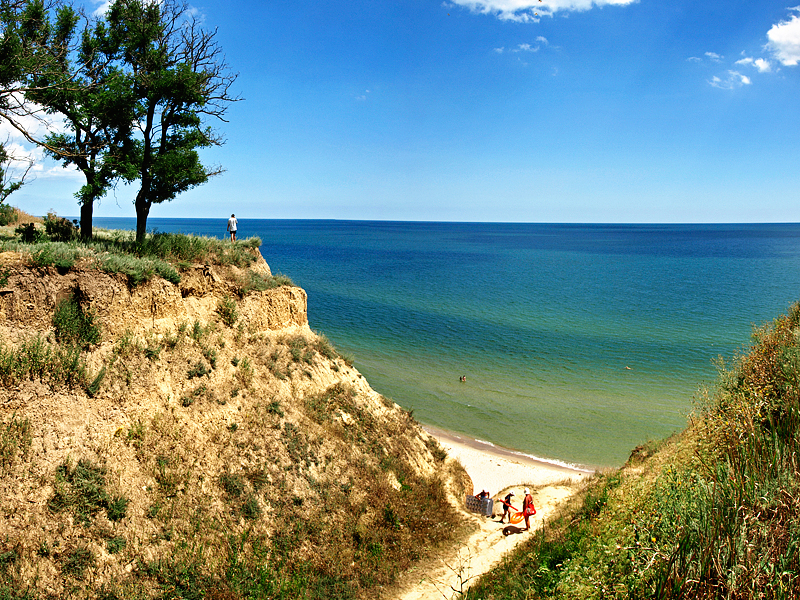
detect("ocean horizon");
top-left (92, 217), bottom-right (800, 469)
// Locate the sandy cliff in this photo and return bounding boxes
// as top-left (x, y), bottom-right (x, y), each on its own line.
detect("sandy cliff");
top-left (0, 249), bottom-right (471, 599)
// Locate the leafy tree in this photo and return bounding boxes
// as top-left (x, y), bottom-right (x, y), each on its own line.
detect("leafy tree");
top-left (21, 1), bottom-right (138, 240)
top-left (106, 0), bottom-right (239, 243)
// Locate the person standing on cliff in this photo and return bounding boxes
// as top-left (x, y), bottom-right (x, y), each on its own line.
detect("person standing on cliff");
top-left (523, 487), bottom-right (536, 530)
top-left (227, 213), bottom-right (238, 242)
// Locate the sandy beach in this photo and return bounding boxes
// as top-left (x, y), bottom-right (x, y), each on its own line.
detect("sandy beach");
top-left (425, 425), bottom-right (593, 496)
top-left (392, 428), bottom-right (592, 600)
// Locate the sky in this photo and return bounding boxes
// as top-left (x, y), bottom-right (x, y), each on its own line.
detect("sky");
top-left (5, 0), bottom-right (800, 223)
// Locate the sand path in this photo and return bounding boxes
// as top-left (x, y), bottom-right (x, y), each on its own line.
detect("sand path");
top-left (389, 429), bottom-right (590, 600)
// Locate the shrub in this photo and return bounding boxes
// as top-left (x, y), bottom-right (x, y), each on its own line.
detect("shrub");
top-left (15, 222), bottom-right (43, 243)
top-left (52, 293), bottom-right (101, 348)
top-left (43, 212), bottom-right (78, 242)
top-left (216, 296), bottom-right (238, 328)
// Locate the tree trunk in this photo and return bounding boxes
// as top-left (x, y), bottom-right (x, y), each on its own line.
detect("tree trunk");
top-left (80, 200), bottom-right (93, 240)
top-left (135, 193), bottom-right (150, 244)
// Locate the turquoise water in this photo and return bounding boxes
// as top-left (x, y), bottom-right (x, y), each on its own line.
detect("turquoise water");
top-left (94, 219), bottom-right (800, 467)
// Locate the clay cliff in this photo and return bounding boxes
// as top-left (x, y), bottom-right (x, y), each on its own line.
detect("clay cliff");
top-left (0, 247), bottom-right (470, 599)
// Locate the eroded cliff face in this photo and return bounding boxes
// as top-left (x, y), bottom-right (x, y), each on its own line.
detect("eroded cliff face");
top-left (0, 251), bottom-right (470, 599)
top-left (0, 251), bottom-right (307, 337)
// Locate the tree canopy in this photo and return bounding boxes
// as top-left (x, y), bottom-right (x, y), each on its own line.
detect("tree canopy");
top-left (0, 0), bottom-right (239, 240)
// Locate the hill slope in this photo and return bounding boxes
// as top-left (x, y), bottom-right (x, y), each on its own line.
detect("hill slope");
top-left (0, 246), bottom-right (472, 599)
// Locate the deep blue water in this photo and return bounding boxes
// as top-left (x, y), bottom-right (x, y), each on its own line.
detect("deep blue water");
top-left (93, 218), bottom-right (800, 467)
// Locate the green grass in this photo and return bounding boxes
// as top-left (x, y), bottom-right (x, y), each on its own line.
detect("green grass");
top-left (0, 335), bottom-right (92, 391)
top-left (0, 227), bottom-right (279, 289)
top-left (52, 293), bottom-right (101, 348)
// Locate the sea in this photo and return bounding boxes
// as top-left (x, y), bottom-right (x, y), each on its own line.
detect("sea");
top-left (92, 218), bottom-right (800, 469)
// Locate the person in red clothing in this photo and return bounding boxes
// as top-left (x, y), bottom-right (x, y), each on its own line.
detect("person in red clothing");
top-left (522, 487), bottom-right (536, 530)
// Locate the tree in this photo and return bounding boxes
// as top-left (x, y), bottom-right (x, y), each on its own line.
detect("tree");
top-left (20, 1), bottom-right (138, 239)
top-left (107, 0), bottom-right (239, 243)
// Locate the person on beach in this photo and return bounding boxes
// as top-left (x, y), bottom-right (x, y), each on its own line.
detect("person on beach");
top-left (522, 487), bottom-right (536, 530)
top-left (499, 491), bottom-right (515, 523)
top-left (227, 213), bottom-right (238, 242)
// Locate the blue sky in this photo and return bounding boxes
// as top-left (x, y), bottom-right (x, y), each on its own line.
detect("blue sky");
top-left (7, 0), bottom-right (800, 222)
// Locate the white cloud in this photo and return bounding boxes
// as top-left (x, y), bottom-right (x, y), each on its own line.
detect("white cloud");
top-left (736, 56), bottom-right (772, 72)
top-left (449, 0), bottom-right (637, 22)
top-left (705, 52), bottom-right (723, 62)
top-left (708, 70), bottom-right (751, 90)
top-left (767, 12), bottom-right (800, 66)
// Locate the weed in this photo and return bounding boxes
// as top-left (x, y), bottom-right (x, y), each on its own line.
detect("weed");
top-left (0, 414), bottom-right (31, 471)
top-left (144, 344), bottom-right (161, 361)
top-left (216, 296), bottom-right (238, 328)
top-left (190, 320), bottom-right (206, 343)
top-left (266, 400), bottom-right (284, 418)
top-left (202, 345), bottom-right (218, 369)
top-left (61, 546), bottom-right (95, 579)
top-left (106, 537), bottom-right (126, 555)
top-left (241, 495), bottom-right (261, 520)
top-left (236, 357), bottom-right (253, 388)
top-left (85, 365), bottom-right (106, 397)
top-left (126, 420), bottom-right (146, 448)
top-left (0, 269), bottom-right (9, 287)
top-left (314, 333), bottom-right (339, 361)
top-left (47, 458), bottom-right (117, 525)
top-left (187, 361), bottom-right (210, 379)
top-left (285, 334), bottom-right (313, 364)
top-left (107, 495), bottom-right (129, 522)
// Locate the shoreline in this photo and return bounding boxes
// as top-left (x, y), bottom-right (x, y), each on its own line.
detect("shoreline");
top-left (424, 424), bottom-right (593, 496)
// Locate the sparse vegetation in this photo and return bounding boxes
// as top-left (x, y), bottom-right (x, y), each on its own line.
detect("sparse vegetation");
top-left (216, 295), bottom-right (238, 327)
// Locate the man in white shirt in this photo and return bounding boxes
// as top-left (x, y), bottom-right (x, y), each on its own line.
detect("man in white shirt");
top-left (227, 213), bottom-right (238, 242)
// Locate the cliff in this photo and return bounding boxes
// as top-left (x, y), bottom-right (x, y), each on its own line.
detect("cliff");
top-left (0, 246), bottom-right (471, 599)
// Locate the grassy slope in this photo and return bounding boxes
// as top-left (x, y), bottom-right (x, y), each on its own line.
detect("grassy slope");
top-left (0, 223), bottom-right (472, 600)
top-left (467, 304), bottom-right (800, 599)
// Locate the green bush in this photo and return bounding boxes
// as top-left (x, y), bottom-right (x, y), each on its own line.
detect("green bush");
top-left (43, 212), bottom-right (78, 242)
top-left (52, 293), bottom-right (101, 348)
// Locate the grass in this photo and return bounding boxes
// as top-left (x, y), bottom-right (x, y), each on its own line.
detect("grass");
top-left (0, 222), bottom-right (294, 290)
top-left (0, 335), bottom-right (96, 392)
top-left (47, 458), bottom-right (128, 526)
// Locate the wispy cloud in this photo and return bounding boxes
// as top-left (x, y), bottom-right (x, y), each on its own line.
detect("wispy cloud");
top-left (767, 9), bottom-right (800, 66)
top-left (705, 52), bottom-right (723, 62)
top-left (448, 0), bottom-right (637, 23)
top-left (494, 37), bottom-right (549, 54)
top-left (736, 56), bottom-right (772, 72)
top-left (708, 70), bottom-right (751, 90)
